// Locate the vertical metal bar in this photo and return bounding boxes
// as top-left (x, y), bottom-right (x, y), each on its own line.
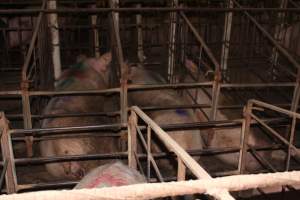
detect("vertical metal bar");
top-left (147, 125), bottom-right (151, 181)
top-left (128, 111), bottom-right (137, 169)
top-left (21, 82), bottom-right (33, 157)
top-left (271, 0), bottom-right (288, 81)
top-left (91, 3), bottom-right (100, 58)
top-left (177, 158), bottom-right (186, 181)
top-left (136, 4), bottom-right (144, 64)
top-left (0, 112), bottom-right (18, 193)
top-left (286, 114), bottom-right (296, 171)
top-left (167, 0), bottom-right (178, 83)
top-left (220, 0), bottom-right (233, 82)
top-left (109, 0), bottom-right (128, 125)
top-left (238, 101), bottom-right (253, 174)
top-left (48, 0), bottom-right (62, 81)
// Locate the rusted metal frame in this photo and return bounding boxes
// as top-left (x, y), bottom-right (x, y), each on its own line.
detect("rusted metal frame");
top-left (14, 152), bottom-right (127, 166)
top-left (2, 8), bottom-right (300, 15)
top-left (232, 0), bottom-right (300, 71)
top-left (147, 125), bottom-right (151, 181)
top-left (90, 3), bottom-right (100, 58)
top-left (250, 113), bottom-right (300, 157)
top-left (249, 148), bottom-right (296, 192)
top-left (180, 11), bottom-right (222, 145)
top-left (238, 101), bottom-right (253, 174)
top-left (135, 121), bottom-right (164, 182)
top-left (10, 123), bottom-right (123, 136)
top-left (131, 106), bottom-right (235, 200)
top-left (0, 160), bottom-right (8, 191)
top-left (250, 99), bottom-right (300, 118)
top-left (177, 158), bottom-right (186, 181)
top-left (271, 0), bottom-right (288, 81)
top-left (1, 80), bottom-right (297, 97)
top-left (20, 0), bottom-right (47, 158)
top-left (220, 0), bottom-right (234, 82)
top-left (0, 112), bottom-right (18, 193)
top-left (109, 0), bottom-right (128, 126)
top-left (167, 0), bottom-right (178, 83)
top-left (289, 0), bottom-right (300, 8)
top-left (136, 4), bottom-right (144, 64)
top-left (128, 111), bottom-right (137, 169)
top-left (286, 114), bottom-right (297, 171)
top-left (48, 0), bottom-right (62, 81)
top-left (7, 145), bottom-right (286, 168)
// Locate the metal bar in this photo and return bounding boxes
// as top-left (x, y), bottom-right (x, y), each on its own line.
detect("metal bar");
top-left (167, 0), bottom-right (178, 83)
top-left (135, 123), bottom-right (164, 182)
top-left (177, 158), bottom-right (186, 181)
top-left (14, 152), bottom-right (127, 166)
top-left (2, 8), bottom-right (300, 14)
top-left (131, 106), bottom-right (234, 200)
top-left (147, 125), bottom-right (151, 181)
top-left (220, 0), bottom-right (234, 81)
top-left (9, 123), bottom-right (124, 136)
top-left (21, 0), bottom-right (46, 81)
top-left (250, 113), bottom-right (300, 157)
top-left (0, 160), bottom-right (8, 191)
top-left (136, 4), bottom-right (144, 63)
top-left (128, 111), bottom-right (137, 169)
top-left (0, 112), bottom-right (18, 193)
top-left (238, 101), bottom-right (253, 174)
top-left (286, 115), bottom-right (297, 171)
top-left (180, 12), bottom-right (221, 71)
top-left (232, 0), bottom-right (300, 71)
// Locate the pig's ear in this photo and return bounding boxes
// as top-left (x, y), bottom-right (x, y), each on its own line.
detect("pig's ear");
top-left (91, 52), bottom-right (112, 73)
top-left (185, 59), bottom-right (198, 74)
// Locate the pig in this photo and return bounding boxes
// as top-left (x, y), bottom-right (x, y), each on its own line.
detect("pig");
top-left (40, 52), bottom-right (119, 180)
top-left (184, 59), bottom-right (276, 173)
top-left (128, 64), bottom-right (204, 173)
top-left (74, 161), bottom-right (146, 189)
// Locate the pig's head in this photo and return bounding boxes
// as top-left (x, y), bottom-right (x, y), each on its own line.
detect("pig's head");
top-left (55, 139), bottom-right (93, 179)
top-left (80, 52), bottom-right (112, 87)
top-left (128, 64), bottom-right (166, 85)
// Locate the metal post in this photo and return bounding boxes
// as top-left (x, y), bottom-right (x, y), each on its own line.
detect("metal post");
top-left (136, 4), bottom-right (144, 63)
top-left (271, 0), bottom-right (288, 81)
top-left (167, 0), bottom-right (178, 83)
top-left (0, 112), bottom-right (18, 193)
top-left (47, 0), bottom-right (62, 81)
top-left (285, 114), bottom-right (296, 171)
top-left (177, 158), bottom-right (186, 181)
top-left (128, 111), bottom-right (137, 169)
top-left (220, 0), bottom-right (233, 82)
top-left (20, 81), bottom-right (33, 157)
top-left (238, 101), bottom-right (253, 174)
top-left (91, 3), bottom-right (100, 58)
top-left (109, 0), bottom-right (127, 125)
top-left (147, 125), bottom-right (151, 181)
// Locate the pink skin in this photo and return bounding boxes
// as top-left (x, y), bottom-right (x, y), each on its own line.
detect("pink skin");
top-left (62, 162), bottom-right (85, 179)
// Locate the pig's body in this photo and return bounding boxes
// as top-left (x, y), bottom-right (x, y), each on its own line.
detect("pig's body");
top-left (40, 53), bottom-right (118, 180)
top-left (128, 66), bottom-right (203, 169)
top-left (74, 161), bottom-right (146, 189)
top-left (184, 59), bottom-right (273, 172)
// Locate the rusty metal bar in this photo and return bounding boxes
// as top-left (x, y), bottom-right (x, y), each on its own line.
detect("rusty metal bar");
top-left (238, 101), bottom-right (253, 174)
top-left (0, 112), bottom-right (18, 193)
top-left (128, 111), bottom-right (137, 169)
top-left (131, 106), bottom-right (234, 200)
top-left (1, 7), bottom-right (300, 15)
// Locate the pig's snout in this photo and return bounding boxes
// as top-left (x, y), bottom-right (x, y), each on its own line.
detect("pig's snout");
top-left (63, 162), bottom-right (85, 179)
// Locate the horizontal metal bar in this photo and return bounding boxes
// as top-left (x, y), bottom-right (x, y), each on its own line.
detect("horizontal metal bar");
top-left (9, 123), bottom-right (125, 136)
top-left (1, 7), bottom-right (300, 15)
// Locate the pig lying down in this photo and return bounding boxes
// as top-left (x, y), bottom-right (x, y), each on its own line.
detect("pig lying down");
top-left (40, 52), bottom-right (118, 180)
top-left (128, 65), bottom-right (203, 173)
top-left (74, 161), bottom-right (146, 189)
